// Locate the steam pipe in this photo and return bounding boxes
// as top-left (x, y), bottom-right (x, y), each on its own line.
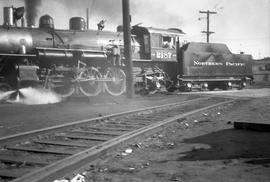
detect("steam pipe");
top-left (37, 50), bottom-right (106, 59)
top-left (21, 17), bottom-right (25, 27)
top-left (86, 8), bottom-right (89, 29)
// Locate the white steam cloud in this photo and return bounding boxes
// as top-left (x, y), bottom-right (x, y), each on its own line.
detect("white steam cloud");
top-left (0, 90), bottom-right (15, 101)
top-left (0, 88), bottom-right (62, 105)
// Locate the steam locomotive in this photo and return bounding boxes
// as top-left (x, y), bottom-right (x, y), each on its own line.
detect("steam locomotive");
top-left (0, 6), bottom-right (253, 97)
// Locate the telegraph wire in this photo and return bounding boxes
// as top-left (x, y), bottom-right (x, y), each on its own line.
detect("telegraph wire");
top-left (182, 0), bottom-right (225, 29)
top-left (87, 0), bottom-right (96, 19)
top-left (199, 10), bottom-right (217, 43)
top-left (216, 36), bottom-right (270, 41)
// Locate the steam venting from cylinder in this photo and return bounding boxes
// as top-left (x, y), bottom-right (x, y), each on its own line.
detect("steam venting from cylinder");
top-left (0, 88), bottom-right (62, 105)
top-left (24, 0), bottom-right (41, 27)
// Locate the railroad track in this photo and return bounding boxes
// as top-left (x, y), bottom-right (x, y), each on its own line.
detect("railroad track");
top-left (0, 96), bottom-right (235, 182)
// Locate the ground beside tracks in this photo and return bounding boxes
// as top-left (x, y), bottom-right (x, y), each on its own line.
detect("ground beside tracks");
top-left (1, 87), bottom-right (270, 182)
top-left (78, 97), bottom-right (270, 182)
top-left (0, 94), bottom-right (198, 138)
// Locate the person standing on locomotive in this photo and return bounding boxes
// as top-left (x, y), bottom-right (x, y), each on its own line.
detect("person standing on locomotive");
top-left (97, 20), bottom-right (106, 31)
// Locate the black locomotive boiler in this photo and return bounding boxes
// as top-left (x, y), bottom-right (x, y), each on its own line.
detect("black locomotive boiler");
top-left (0, 7), bottom-right (134, 97)
top-left (0, 6), bottom-right (253, 98)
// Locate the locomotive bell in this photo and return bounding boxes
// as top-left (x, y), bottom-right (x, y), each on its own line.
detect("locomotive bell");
top-left (117, 25), bottom-right (123, 32)
top-left (39, 15), bottom-right (54, 29)
top-left (13, 7), bottom-right (25, 22)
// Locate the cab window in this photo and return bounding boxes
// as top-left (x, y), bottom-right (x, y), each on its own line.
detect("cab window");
top-left (143, 35), bottom-right (150, 53)
top-left (151, 34), bottom-right (162, 48)
top-left (162, 36), bottom-right (175, 49)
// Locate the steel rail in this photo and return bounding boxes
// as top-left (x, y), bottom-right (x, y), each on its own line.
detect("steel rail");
top-left (179, 91), bottom-right (254, 100)
top-left (12, 99), bottom-right (235, 182)
top-left (0, 97), bottom-right (209, 146)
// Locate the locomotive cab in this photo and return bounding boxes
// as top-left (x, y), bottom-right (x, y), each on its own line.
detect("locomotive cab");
top-left (131, 26), bottom-right (185, 94)
top-left (131, 26), bottom-right (184, 62)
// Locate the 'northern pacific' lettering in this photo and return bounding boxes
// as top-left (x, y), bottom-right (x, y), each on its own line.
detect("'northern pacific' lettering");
top-left (193, 61), bottom-right (223, 66)
top-left (193, 61), bottom-right (245, 67)
top-left (225, 62), bottom-right (245, 66)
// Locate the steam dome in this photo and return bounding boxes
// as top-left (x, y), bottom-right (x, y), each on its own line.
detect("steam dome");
top-left (69, 17), bottom-right (86, 31)
top-left (39, 15), bottom-right (54, 29)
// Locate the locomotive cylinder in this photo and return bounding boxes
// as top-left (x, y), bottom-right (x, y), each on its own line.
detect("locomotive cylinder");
top-left (3, 7), bottom-right (14, 26)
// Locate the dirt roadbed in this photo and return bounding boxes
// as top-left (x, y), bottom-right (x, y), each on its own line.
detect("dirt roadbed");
top-left (1, 88), bottom-right (270, 181)
top-left (78, 97), bottom-right (270, 182)
top-left (0, 94), bottom-right (198, 138)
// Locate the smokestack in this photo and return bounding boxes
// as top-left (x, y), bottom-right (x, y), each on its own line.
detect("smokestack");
top-left (24, 0), bottom-right (41, 27)
top-left (3, 7), bottom-right (14, 26)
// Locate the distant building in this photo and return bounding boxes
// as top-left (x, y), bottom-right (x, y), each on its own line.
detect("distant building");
top-left (252, 57), bottom-right (270, 82)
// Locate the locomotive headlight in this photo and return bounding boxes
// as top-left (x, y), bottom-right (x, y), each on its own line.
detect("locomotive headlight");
top-left (187, 83), bottom-right (192, 88)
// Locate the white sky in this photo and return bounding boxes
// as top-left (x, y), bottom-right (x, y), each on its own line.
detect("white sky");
top-left (0, 0), bottom-right (269, 59)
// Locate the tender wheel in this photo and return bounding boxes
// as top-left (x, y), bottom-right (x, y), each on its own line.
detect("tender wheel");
top-left (208, 85), bottom-right (215, 91)
top-left (221, 85), bottom-right (229, 90)
top-left (139, 88), bottom-right (150, 95)
top-left (208, 87), bottom-right (215, 91)
top-left (44, 75), bottom-right (75, 98)
top-left (104, 67), bottom-right (126, 96)
top-left (78, 67), bottom-right (102, 97)
top-left (184, 83), bottom-right (192, 92)
top-left (165, 80), bottom-right (175, 92)
top-left (238, 81), bottom-right (247, 90)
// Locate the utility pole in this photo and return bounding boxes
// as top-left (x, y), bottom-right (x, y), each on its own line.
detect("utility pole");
top-left (199, 10), bottom-right (217, 43)
top-left (122, 0), bottom-right (134, 98)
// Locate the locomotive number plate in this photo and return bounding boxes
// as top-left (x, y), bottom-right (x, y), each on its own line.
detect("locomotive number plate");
top-left (156, 51), bottom-right (172, 59)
